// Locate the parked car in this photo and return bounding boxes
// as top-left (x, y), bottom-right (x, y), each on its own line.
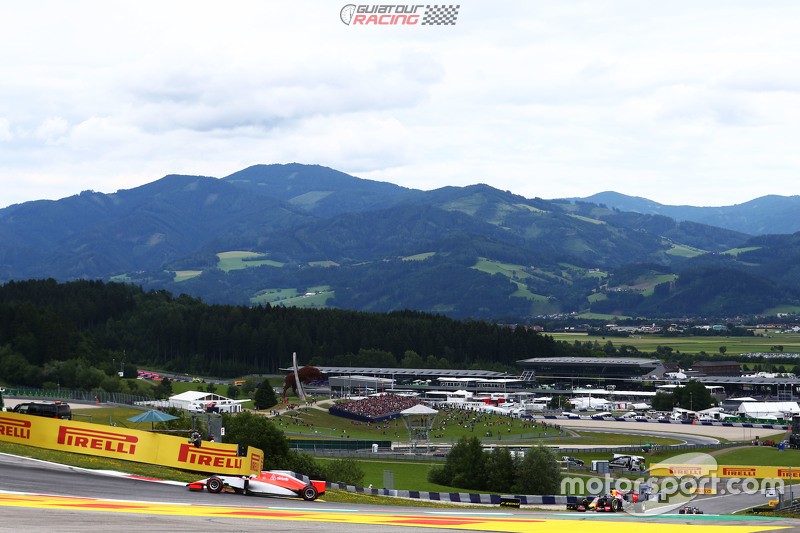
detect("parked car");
top-left (12, 401), bottom-right (72, 420)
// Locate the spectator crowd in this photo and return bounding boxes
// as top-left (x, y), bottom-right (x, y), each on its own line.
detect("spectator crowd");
top-left (330, 393), bottom-right (423, 421)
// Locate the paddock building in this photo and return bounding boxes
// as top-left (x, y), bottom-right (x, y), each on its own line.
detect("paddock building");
top-left (516, 357), bottom-right (661, 385)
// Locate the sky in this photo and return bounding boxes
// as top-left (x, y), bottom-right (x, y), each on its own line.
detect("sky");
top-left (1, 1), bottom-right (800, 209)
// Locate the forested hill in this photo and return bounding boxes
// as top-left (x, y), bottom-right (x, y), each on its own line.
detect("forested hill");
top-left (0, 280), bottom-right (570, 388)
top-left (2, 163), bottom-right (800, 319)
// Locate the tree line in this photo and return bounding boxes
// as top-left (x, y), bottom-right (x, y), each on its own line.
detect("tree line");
top-left (0, 279), bottom-right (570, 389)
top-left (428, 436), bottom-right (561, 494)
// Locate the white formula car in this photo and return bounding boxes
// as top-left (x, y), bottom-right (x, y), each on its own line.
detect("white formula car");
top-left (188, 470), bottom-right (326, 501)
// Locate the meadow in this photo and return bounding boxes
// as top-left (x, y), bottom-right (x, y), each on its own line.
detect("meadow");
top-left (548, 331), bottom-right (800, 357)
top-left (275, 406), bottom-right (565, 444)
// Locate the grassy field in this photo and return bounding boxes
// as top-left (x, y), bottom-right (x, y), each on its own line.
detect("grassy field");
top-left (276, 406), bottom-right (567, 444)
top-left (316, 457), bottom-right (458, 492)
top-left (250, 286), bottom-right (334, 307)
top-left (72, 406), bottom-right (157, 429)
top-left (173, 270), bottom-right (202, 282)
top-left (711, 446), bottom-right (800, 466)
top-left (547, 332), bottom-right (800, 356)
top-left (666, 243), bottom-right (706, 258)
top-left (403, 252), bottom-right (436, 261)
top-left (216, 251), bottom-right (283, 272)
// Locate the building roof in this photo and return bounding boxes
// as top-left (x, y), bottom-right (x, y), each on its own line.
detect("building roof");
top-left (689, 376), bottom-right (799, 386)
top-left (169, 391), bottom-right (234, 402)
top-left (304, 366), bottom-right (511, 378)
top-left (401, 404), bottom-right (439, 415)
top-left (517, 357), bottom-right (660, 366)
top-left (738, 402), bottom-right (800, 415)
top-left (329, 375), bottom-right (394, 384)
top-left (437, 377), bottom-right (521, 383)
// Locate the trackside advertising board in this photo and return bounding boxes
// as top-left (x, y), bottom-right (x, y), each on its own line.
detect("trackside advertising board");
top-left (651, 463), bottom-right (800, 479)
top-left (0, 411), bottom-right (263, 475)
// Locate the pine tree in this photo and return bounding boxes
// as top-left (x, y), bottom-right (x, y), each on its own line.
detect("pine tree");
top-left (254, 380), bottom-right (278, 410)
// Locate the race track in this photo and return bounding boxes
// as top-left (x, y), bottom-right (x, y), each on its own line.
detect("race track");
top-left (0, 454), bottom-right (797, 533)
top-left (553, 418), bottom-right (784, 441)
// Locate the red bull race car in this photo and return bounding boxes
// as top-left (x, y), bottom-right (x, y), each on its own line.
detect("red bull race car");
top-left (571, 490), bottom-right (641, 512)
top-left (188, 470), bottom-right (326, 501)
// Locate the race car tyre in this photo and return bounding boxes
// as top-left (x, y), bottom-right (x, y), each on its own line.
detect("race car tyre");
top-left (207, 476), bottom-right (224, 494)
top-left (301, 485), bottom-right (318, 501)
top-left (611, 498), bottom-right (622, 512)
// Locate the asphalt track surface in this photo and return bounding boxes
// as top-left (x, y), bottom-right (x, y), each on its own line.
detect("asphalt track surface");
top-left (1, 454), bottom-right (799, 533)
top-left (554, 419), bottom-right (786, 441)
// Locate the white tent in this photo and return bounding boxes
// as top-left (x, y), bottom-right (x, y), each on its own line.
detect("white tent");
top-left (569, 397), bottom-right (610, 410)
top-left (148, 390), bottom-right (245, 413)
top-left (737, 401), bottom-right (800, 419)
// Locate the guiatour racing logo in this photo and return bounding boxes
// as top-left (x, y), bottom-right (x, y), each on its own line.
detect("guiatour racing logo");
top-left (340, 4), bottom-right (356, 25)
top-left (339, 4), bottom-right (431, 26)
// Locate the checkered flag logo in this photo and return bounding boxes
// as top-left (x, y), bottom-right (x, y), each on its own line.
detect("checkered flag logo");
top-left (422, 4), bottom-right (460, 25)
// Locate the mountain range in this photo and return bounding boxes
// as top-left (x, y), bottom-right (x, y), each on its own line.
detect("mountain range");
top-left (571, 191), bottom-right (800, 235)
top-left (1, 163), bottom-right (799, 321)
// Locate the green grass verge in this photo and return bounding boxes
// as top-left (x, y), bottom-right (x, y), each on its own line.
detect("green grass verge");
top-left (0, 441), bottom-right (201, 483)
top-left (710, 446), bottom-right (800, 466)
top-left (316, 457), bottom-right (460, 492)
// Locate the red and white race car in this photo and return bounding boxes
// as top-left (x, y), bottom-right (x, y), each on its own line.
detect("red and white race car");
top-left (188, 470), bottom-right (326, 501)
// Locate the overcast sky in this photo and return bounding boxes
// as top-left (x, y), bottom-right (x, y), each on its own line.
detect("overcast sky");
top-left (2, 1), bottom-right (799, 209)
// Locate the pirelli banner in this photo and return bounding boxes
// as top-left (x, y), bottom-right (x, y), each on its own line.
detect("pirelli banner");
top-left (0, 412), bottom-right (263, 476)
top-left (651, 463), bottom-right (800, 479)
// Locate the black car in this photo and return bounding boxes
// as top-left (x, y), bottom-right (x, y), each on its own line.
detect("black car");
top-left (12, 401), bottom-right (72, 420)
top-left (562, 456), bottom-right (585, 467)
